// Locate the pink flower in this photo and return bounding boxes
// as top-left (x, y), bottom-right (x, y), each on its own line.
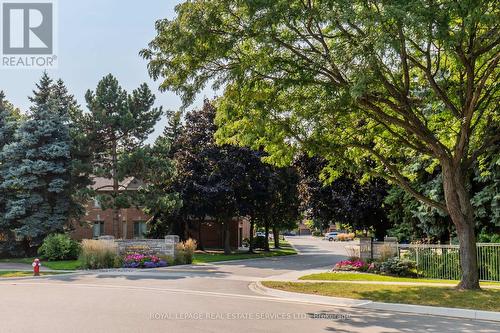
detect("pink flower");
top-left (333, 259), bottom-right (366, 271)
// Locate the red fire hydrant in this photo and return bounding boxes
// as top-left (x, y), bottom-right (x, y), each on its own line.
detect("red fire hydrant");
top-left (32, 258), bottom-right (41, 276)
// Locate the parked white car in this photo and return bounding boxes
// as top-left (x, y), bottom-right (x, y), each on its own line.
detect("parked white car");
top-left (324, 232), bottom-right (338, 241)
top-left (255, 232), bottom-right (273, 239)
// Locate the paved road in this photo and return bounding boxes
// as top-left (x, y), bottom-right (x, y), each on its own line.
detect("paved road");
top-left (0, 236), bottom-right (496, 332)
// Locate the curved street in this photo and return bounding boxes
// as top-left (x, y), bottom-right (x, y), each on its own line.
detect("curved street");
top-left (0, 236), bottom-right (496, 332)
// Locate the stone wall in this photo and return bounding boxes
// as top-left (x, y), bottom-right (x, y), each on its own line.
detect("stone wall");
top-left (356, 237), bottom-right (398, 260)
top-left (104, 236), bottom-right (179, 257)
top-left (358, 237), bottom-right (372, 260)
top-left (372, 241), bottom-right (398, 260)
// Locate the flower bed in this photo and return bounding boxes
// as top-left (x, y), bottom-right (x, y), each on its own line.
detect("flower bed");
top-left (332, 258), bottom-right (416, 277)
top-left (333, 259), bottom-right (368, 271)
top-left (123, 253), bottom-right (167, 268)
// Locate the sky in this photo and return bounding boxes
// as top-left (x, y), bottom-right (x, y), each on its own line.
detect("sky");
top-left (0, 0), bottom-right (215, 142)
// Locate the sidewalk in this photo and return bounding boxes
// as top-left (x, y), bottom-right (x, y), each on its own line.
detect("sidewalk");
top-left (0, 262), bottom-right (53, 272)
top-left (251, 281), bottom-right (500, 322)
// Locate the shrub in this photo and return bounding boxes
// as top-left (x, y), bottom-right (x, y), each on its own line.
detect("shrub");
top-left (183, 238), bottom-right (197, 263)
top-left (333, 259), bottom-right (368, 271)
top-left (114, 255), bottom-right (124, 268)
top-left (415, 249), bottom-right (461, 279)
top-left (123, 253), bottom-right (167, 268)
top-left (491, 234), bottom-right (500, 243)
top-left (380, 257), bottom-right (417, 277)
top-left (478, 230), bottom-right (500, 243)
top-left (337, 233), bottom-right (355, 241)
top-left (344, 245), bottom-right (360, 260)
top-left (367, 261), bottom-right (381, 273)
top-left (378, 243), bottom-right (397, 262)
top-left (312, 230), bottom-right (323, 237)
top-left (252, 235), bottom-right (267, 249)
top-left (38, 234), bottom-right (80, 261)
top-left (79, 239), bottom-right (120, 269)
top-left (175, 238), bottom-right (197, 264)
top-left (159, 254), bottom-right (175, 266)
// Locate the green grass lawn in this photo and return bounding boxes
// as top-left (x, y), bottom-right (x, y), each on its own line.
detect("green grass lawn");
top-left (0, 270), bottom-right (65, 278)
top-left (0, 258), bottom-right (81, 270)
top-left (0, 240), bottom-right (296, 267)
top-left (193, 241), bottom-right (296, 264)
top-left (299, 272), bottom-right (500, 287)
top-left (262, 281), bottom-right (500, 312)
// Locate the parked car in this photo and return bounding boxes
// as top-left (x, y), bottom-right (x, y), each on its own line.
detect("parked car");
top-left (255, 232), bottom-right (273, 239)
top-left (324, 232), bottom-right (338, 241)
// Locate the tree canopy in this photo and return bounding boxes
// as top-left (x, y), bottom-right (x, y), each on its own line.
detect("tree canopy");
top-left (0, 74), bottom-right (73, 251)
top-left (142, 0), bottom-right (499, 289)
top-left (295, 154), bottom-right (390, 239)
top-left (83, 74), bottom-right (163, 238)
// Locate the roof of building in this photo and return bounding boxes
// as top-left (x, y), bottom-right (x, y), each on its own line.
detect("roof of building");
top-left (91, 177), bottom-right (145, 192)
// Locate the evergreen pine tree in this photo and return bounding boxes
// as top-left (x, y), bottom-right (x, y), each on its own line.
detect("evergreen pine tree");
top-left (84, 74), bottom-right (162, 238)
top-left (1, 74), bottom-right (73, 250)
top-left (161, 110), bottom-right (183, 157)
top-left (53, 79), bottom-right (94, 219)
top-left (0, 92), bottom-right (21, 251)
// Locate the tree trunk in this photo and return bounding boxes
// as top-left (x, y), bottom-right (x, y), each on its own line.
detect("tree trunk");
top-left (111, 139), bottom-right (120, 239)
top-left (273, 227), bottom-right (280, 248)
top-left (442, 162), bottom-right (480, 290)
top-left (264, 221), bottom-right (270, 252)
top-left (223, 220), bottom-right (231, 255)
top-left (248, 220), bottom-right (255, 253)
top-left (197, 219), bottom-right (204, 251)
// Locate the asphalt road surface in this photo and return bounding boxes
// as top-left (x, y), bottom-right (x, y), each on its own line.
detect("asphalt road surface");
top-left (0, 236), bottom-right (496, 332)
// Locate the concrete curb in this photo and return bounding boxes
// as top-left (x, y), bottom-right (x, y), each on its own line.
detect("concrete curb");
top-left (252, 281), bottom-right (500, 323)
top-left (192, 253), bottom-right (298, 266)
top-left (250, 281), bottom-right (370, 307)
top-left (284, 238), bottom-right (301, 255)
top-left (0, 271), bottom-right (86, 282)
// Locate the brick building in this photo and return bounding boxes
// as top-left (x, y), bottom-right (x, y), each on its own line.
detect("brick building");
top-left (70, 177), bottom-right (150, 240)
top-left (186, 217), bottom-right (251, 249)
top-left (71, 177), bottom-right (251, 249)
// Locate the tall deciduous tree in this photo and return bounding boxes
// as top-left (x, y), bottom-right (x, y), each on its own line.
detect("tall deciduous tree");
top-left (295, 155), bottom-right (390, 239)
top-left (233, 148), bottom-right (273, 253)
top-left (84, 74), bottom-right (162, 238)
top-left (268, 166), bottom-right (301, 249)
top-left (173, 101), bottom-right (244, 254)
top-left (143, 0), bottom-right (499, 289)
top-left (386, 145), bottom-right (499, 243)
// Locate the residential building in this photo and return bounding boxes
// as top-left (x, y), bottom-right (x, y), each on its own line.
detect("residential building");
top-left (70, 177), bottom-right (150, 240)
top-left (70, 177), bottom-right (250, 249)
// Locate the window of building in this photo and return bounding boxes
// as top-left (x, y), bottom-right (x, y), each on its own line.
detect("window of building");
top-left (133, 221), bottom-right (147, 239)
top-left (93, 221), bottom-right (105, 238)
